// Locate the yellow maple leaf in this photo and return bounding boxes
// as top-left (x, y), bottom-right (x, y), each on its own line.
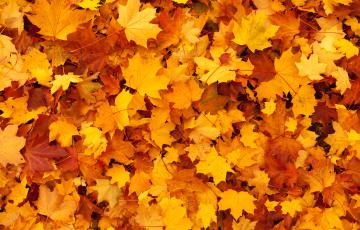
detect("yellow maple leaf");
top-left (240, 123), bottom-right (260, 148)
top-left (261, 99), bottom-right (277, 115)
top-left (325, 122), bottom-right (350, 155)
top-left (256, 49), bottom-right (308, 100)
top-left (334, 38), bottom-right (359, 59)
top-left (27, 0), bottom-right (94, 40)
top-left (185, 113), bottom-right (220, 142)
top-left (80, 123), bottom-right (107, 158)
top-left (280, 199), bottom-right (302, 217)
top-left (292, 84), bottom-right (317, 117)
top-left (117, 0), bottom-right (161, 47)
top-left (305, 161), bottom-right (335, 193)
top-left (36, 185), bottom-right (78, 221)
top-left (0, 203), bottom-right (35, 227)
top-left (163, 147), bottom-right (179, 164)
top-left (345, 18), bottom-right (360, 36)
top-left (166, 79), bottom-right (204, 109)
top-left (194, 56), bottom-right (236, 84)
top-left (49, 120), bottom-right (79, 147)
top-left (322, 0), bottom-right (351, 15)
top-left (7, 178), bottom-right (28, 206)
top-left (159, 197), bottom-right (193, 230)
top-left (248, 170), bottom-right (270, 195)
top-left (196, 147), bottom-right (233, 184)
top-left (265, 200), bottom-right (279, 212)
top-left (233, 12), bottom-right (279, 52)
top-left (23, 48), bottom-right (53, 86)
top-left (226, 147), bottom-right (260, 169)
top-left (218, 189), bottom-right (256, 219)
top-left (123, 53), bottom-right (169, 98)
top-left (0, 96), bottom-right (46, 125)
top-left (0, 125), bottom-right (25, 167)
top-left (232, 216), bottom-right (257, 230)
top-left (215, 109), bottom-right (246, 134)
top-left (77, 0), bottom-right (101, 10)
top-left (112, 90), bottom-right (133, 130)
top-left (129, 171), bottom-right (151, 195)
top-left (149, 108), bottom-right (175, 147)
top-left (196, 203), bottom-right (217, 229)
top-left (135, 205), bottom-right (164, 229)
top-left (90, 179), bottom-right (121, 208)
top-left (51, 72), bottom-right (83, 94)
top-left (0, 35), bottom-right (29, 91)
top-left (331, 67), bottom-right (351, 94)
top-left (95, 102), bottom-right (117, 133)
top-left (295, 54), bottom-right (327, 81)
top-left (106, 164), bottom-right (130, 188)
top-left (0, 1), bottom-right (24, 31)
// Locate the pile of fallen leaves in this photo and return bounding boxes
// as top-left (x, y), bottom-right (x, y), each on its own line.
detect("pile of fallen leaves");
top-left (0, 0), bottom-right (360, 229)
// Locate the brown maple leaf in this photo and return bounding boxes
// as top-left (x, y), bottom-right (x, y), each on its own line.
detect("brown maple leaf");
top-left (24, 136), bottom-right (68, 176)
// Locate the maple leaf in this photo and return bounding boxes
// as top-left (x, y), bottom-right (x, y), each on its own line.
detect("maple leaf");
top-left (80, 123), bottom-right (107, 158)
top-left (304, 160), bottom-right (335, 193)
top-left (49, 120), bottom-right (79, 147)
top-left (106, 164), bottom-right (130, 188)
top-left (331, 67), bottom-right (351, 94)
top-left (50, 73), bottom-right (83, 94)
top-left (226, 147), bottom-right (259, 169)
top-left (117, 0), bottom-right (161, 47)
top-left (240, 123), bottom-right (260, 148)
top-left (280, 199), bottom-right (303, 217)
top-left (262, 99), bottom-right (277, 115)
top-left (135, 205), bottom-right (164, 229)
top-left (148, 107), bottom-right (175, 147)
top-left (24, 137), bottom-right (68, 176)
top-left (0, 125), bottom-right (25, 167)
top-left (129, 170), bottom-right (151, 195)
top-left (23, 48), bottom-right (53, 86)
top-left (0, 1), bottom-right (23, 31)
top-left (159, 197), bottom-right (193, 230)
top-left (166, 79), bottom-right (204, 109)
top-left (325, 122), bottom-right (350, 155)
top-left (249, 51), bottom-right (276, 82)
top-left (196, 203), bottom-right (217, 228)
top-left (0, 35), bottom-right (29, 91)
top-left (77, 0), bottom-right (101, 10)
top-left (36, 184), bottom-right (77, 221)
top-left (0, 96), bottom-right (46, 125)
top-left (27, 0), bottom-right (94, 40)
top-left (123, 53), bottom-right (169, 98)
top-left (265, 200), bottom-right (279, 212)
top-left (7, 178), bottom-right (28, 206)
top-left (196, 147), bottom-right (233, 184)
top-left (233, 12), bottom-right (279, 52)
top-left (90, 179), bottom-right (121, 208)
top-left (112, 90), bottom-right (134, 130)
top-left (334, 38), bottom-right (359, 58)
top-left (322, 0), bottom-right (352, 14)
top-left (256, 49), bottom-right (308, 100)
top-left (292, 84), bottom-right (317, 117)
top-left (270, 11), bottom-right (300, 48)
top-left (185, 113), bottom-right (221, 142)
top-left (295, 54), bottom-right (327, 81)
top-left (218, 189), bottom-right (257, 219)
top-left (248, 170), bottom-right (270, 195)
top-left (194, 56), bottom-right (236, 84)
